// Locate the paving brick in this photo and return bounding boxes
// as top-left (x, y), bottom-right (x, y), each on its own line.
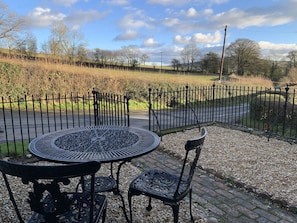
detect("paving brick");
top-left (199, 185), bottom-right (219, 197)
top-left (272, 208), bottom-right (297, 222)
top-left (204, 202), bottom-right (225, 216)
top-left (218, 203), bottom-right (241, 217)
top-left (254, 208), bottom-right (280, 222)
top-left (215, 188), bottom-right (235, 199)
top-left (232, 197), bottom-right (257, 210)
top-left (132, 149), bottom-right (297, 223)
top-left (236, 205), bottom-right (259, 219)
top-left (278, 220), bottom-right (294, 223)
top-left (213, 180), bottom-right (230, 190)
top-left (237, 215), bottom-right (258, 223)
top-left (257, 216), bottom-right (278, 223)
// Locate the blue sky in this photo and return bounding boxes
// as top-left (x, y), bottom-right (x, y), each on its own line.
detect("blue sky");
top-left (4, 0), bottom-right (297, 64)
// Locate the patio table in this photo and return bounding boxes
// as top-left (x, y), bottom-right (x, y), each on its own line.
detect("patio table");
top-left (28, 125), bottom-right (160, 163)
top-left (28, 125), bottom-right (160, 222)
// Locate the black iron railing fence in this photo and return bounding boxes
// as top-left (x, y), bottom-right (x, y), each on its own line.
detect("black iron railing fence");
top-left (148, 84), bottom-right (297, 142)
top-left (92, 89), bottom-right (130, 127)
top-left (0, 91), bottom-right (129, 157)
top-left (1, 85), bottom-right (296, 157)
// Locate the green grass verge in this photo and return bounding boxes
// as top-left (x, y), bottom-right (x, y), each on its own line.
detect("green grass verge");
top-left (0, 141), bottom-right (29, 158)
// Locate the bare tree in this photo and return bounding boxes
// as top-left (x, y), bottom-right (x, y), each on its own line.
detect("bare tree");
top-left (48, 22), bottom-right (85, 62)
top-left (226, 38), bottom-right (261, 75)
top-left (180, 43), bottom-right (200, 72)
top-left (94, 48), bottom-right (100, 62)
top-left (121, 45), bottom-right (139, 67)
top-left (77, 44), bottom-right (87, 64)
top-left (0, 2), bottom-right (24, 47)
top-left (140, 54), bottom-right (149, 65)
top-left (25, 33), bottom-right (37, 56)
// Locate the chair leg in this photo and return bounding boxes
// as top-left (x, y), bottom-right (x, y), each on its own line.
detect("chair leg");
top-left (146, 197), bottom-right (152, 211)
top-left (171, 204), bottom-right (180, 223)
top-left (189, 188), bottom-right (194, 222)
top-left (128, 192), bottom-right (133, 223)
top-left (101, 205), bottom-right (107, 223)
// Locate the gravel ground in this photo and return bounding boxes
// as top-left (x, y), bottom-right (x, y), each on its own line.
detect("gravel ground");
top-left (1, 124), bottom-right (296, 222)
top-left (160, 124), bottom-right (297, 209)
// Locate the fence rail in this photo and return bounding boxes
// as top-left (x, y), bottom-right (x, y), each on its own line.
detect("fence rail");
top-left (148, 85), bottom-right (297, 142)
top-left (0, 91), bottom-right (129, 157)
top-left (1, 85), bottom-right (296, 157)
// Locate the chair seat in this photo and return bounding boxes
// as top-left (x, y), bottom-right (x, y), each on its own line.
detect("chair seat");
top-left (129, 168), bottom-right (190, 201)
top-left (28, 193), bottom-right (107, 223)
top-left (84, 176), bottom-right (117, 193)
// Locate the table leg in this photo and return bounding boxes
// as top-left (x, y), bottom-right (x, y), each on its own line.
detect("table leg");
top-left (115, 159), bottom-right (132, 223)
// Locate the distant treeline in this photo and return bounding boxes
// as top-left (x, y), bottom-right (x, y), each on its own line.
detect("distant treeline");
top-left (0, 50), bottom-right (191, 75)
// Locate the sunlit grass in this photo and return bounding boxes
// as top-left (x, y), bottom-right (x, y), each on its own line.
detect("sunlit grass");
top-left (0, 141), bottom-right (29, 158)
top-left (0, 56), bottom-right (274, 101)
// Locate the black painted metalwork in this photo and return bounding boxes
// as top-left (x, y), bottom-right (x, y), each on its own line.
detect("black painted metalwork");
top-left (28, 126), bottom-right (160, 163)
top-left (92, 89), bottom-right (130, 127)
top-left (28, 125), bottom-right (160, 222)
top-left (0, 160), bottom-right (107, 223)
top-left (87, 90), bottom-right (131, 198)
top-left (128, 127), bottom-right (207, 223)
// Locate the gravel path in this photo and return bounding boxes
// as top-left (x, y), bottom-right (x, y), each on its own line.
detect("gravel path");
top-left (160, 124), bottom-right (297, 208)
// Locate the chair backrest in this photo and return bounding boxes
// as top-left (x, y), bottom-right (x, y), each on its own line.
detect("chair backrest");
top-left (174, 127), bottom-right (207, 198)
top-left (0, 160), bottom-right (100, 223)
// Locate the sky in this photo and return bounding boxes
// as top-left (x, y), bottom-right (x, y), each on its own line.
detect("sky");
top-left (4, 0), bottom-right (297, 64)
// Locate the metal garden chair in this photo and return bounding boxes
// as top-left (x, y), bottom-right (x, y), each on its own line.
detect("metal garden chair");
top-left (128, 127), bottom-right (207, 223)
top-left (0, 160), bottom-right (107, 223)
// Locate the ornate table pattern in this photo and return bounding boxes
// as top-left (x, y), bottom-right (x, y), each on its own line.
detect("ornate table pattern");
top-left (29, 125), bottom-right (160, 163)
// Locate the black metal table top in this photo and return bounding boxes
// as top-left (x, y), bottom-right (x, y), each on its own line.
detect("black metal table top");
top-left (29, 126), bottom-right (160, 163)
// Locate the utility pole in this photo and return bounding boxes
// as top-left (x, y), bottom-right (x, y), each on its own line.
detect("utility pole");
top-left (219, 25), bottom-right (227, 83)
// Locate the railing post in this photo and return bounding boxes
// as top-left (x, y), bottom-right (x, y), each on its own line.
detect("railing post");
top-left (212, 83), bottom-right (215, 121)
top-left (185, 85), bottom-right (189, 127)
top-left (282, 84), bottom-right (289, 136)
top-left (92, 89), bottom-right (98, 126)
top-left (125, 94), bottom-right (130, 127)
top-left (148, 88), bottom-right (152, 131)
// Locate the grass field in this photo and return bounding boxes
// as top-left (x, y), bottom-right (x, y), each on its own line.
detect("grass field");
top-left (0, 56), bottom-right (274, 102)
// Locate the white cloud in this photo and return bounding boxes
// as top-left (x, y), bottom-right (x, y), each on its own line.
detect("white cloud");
top-left (114, 30), bottom-right (139, 41)
top-left (186, 8), bottom-right (197, 17)
top-left (193, 31), bottom-right (222, 43)
top-left (174, 31), bottom-right (222, 45)
top-left (53, 0), bottom-right (78, 7)
top-left (26, 7), bottom-right (66, 28)
top-left (118, 13), bottom-right (153, 30)
top-left (259, 41), bottom-right (297, 50)
top-left (142, 38), bottom-right (161, 47)
top-left (66, 10), bottom-right (110, 27)
top-left (147, 0), bottom-right (190, 6)
top-left (101, 0), bottom-right (130, 5)
top-left (173, 35), bottom-right (191, 44)
top-left (183, 8), bottom-right (213, 18)
top-left (162, 17), bottom-right (180, 27)
top-left (258, 41), bottom-right (297, 60)
top-left (211, 7), bottom-right (294, 29)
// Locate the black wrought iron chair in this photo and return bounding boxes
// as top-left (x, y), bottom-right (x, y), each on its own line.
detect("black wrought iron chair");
top-left (128, 127), bottom-right (207, 223)
top-left (0, 160), bottom-right (107, 223)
